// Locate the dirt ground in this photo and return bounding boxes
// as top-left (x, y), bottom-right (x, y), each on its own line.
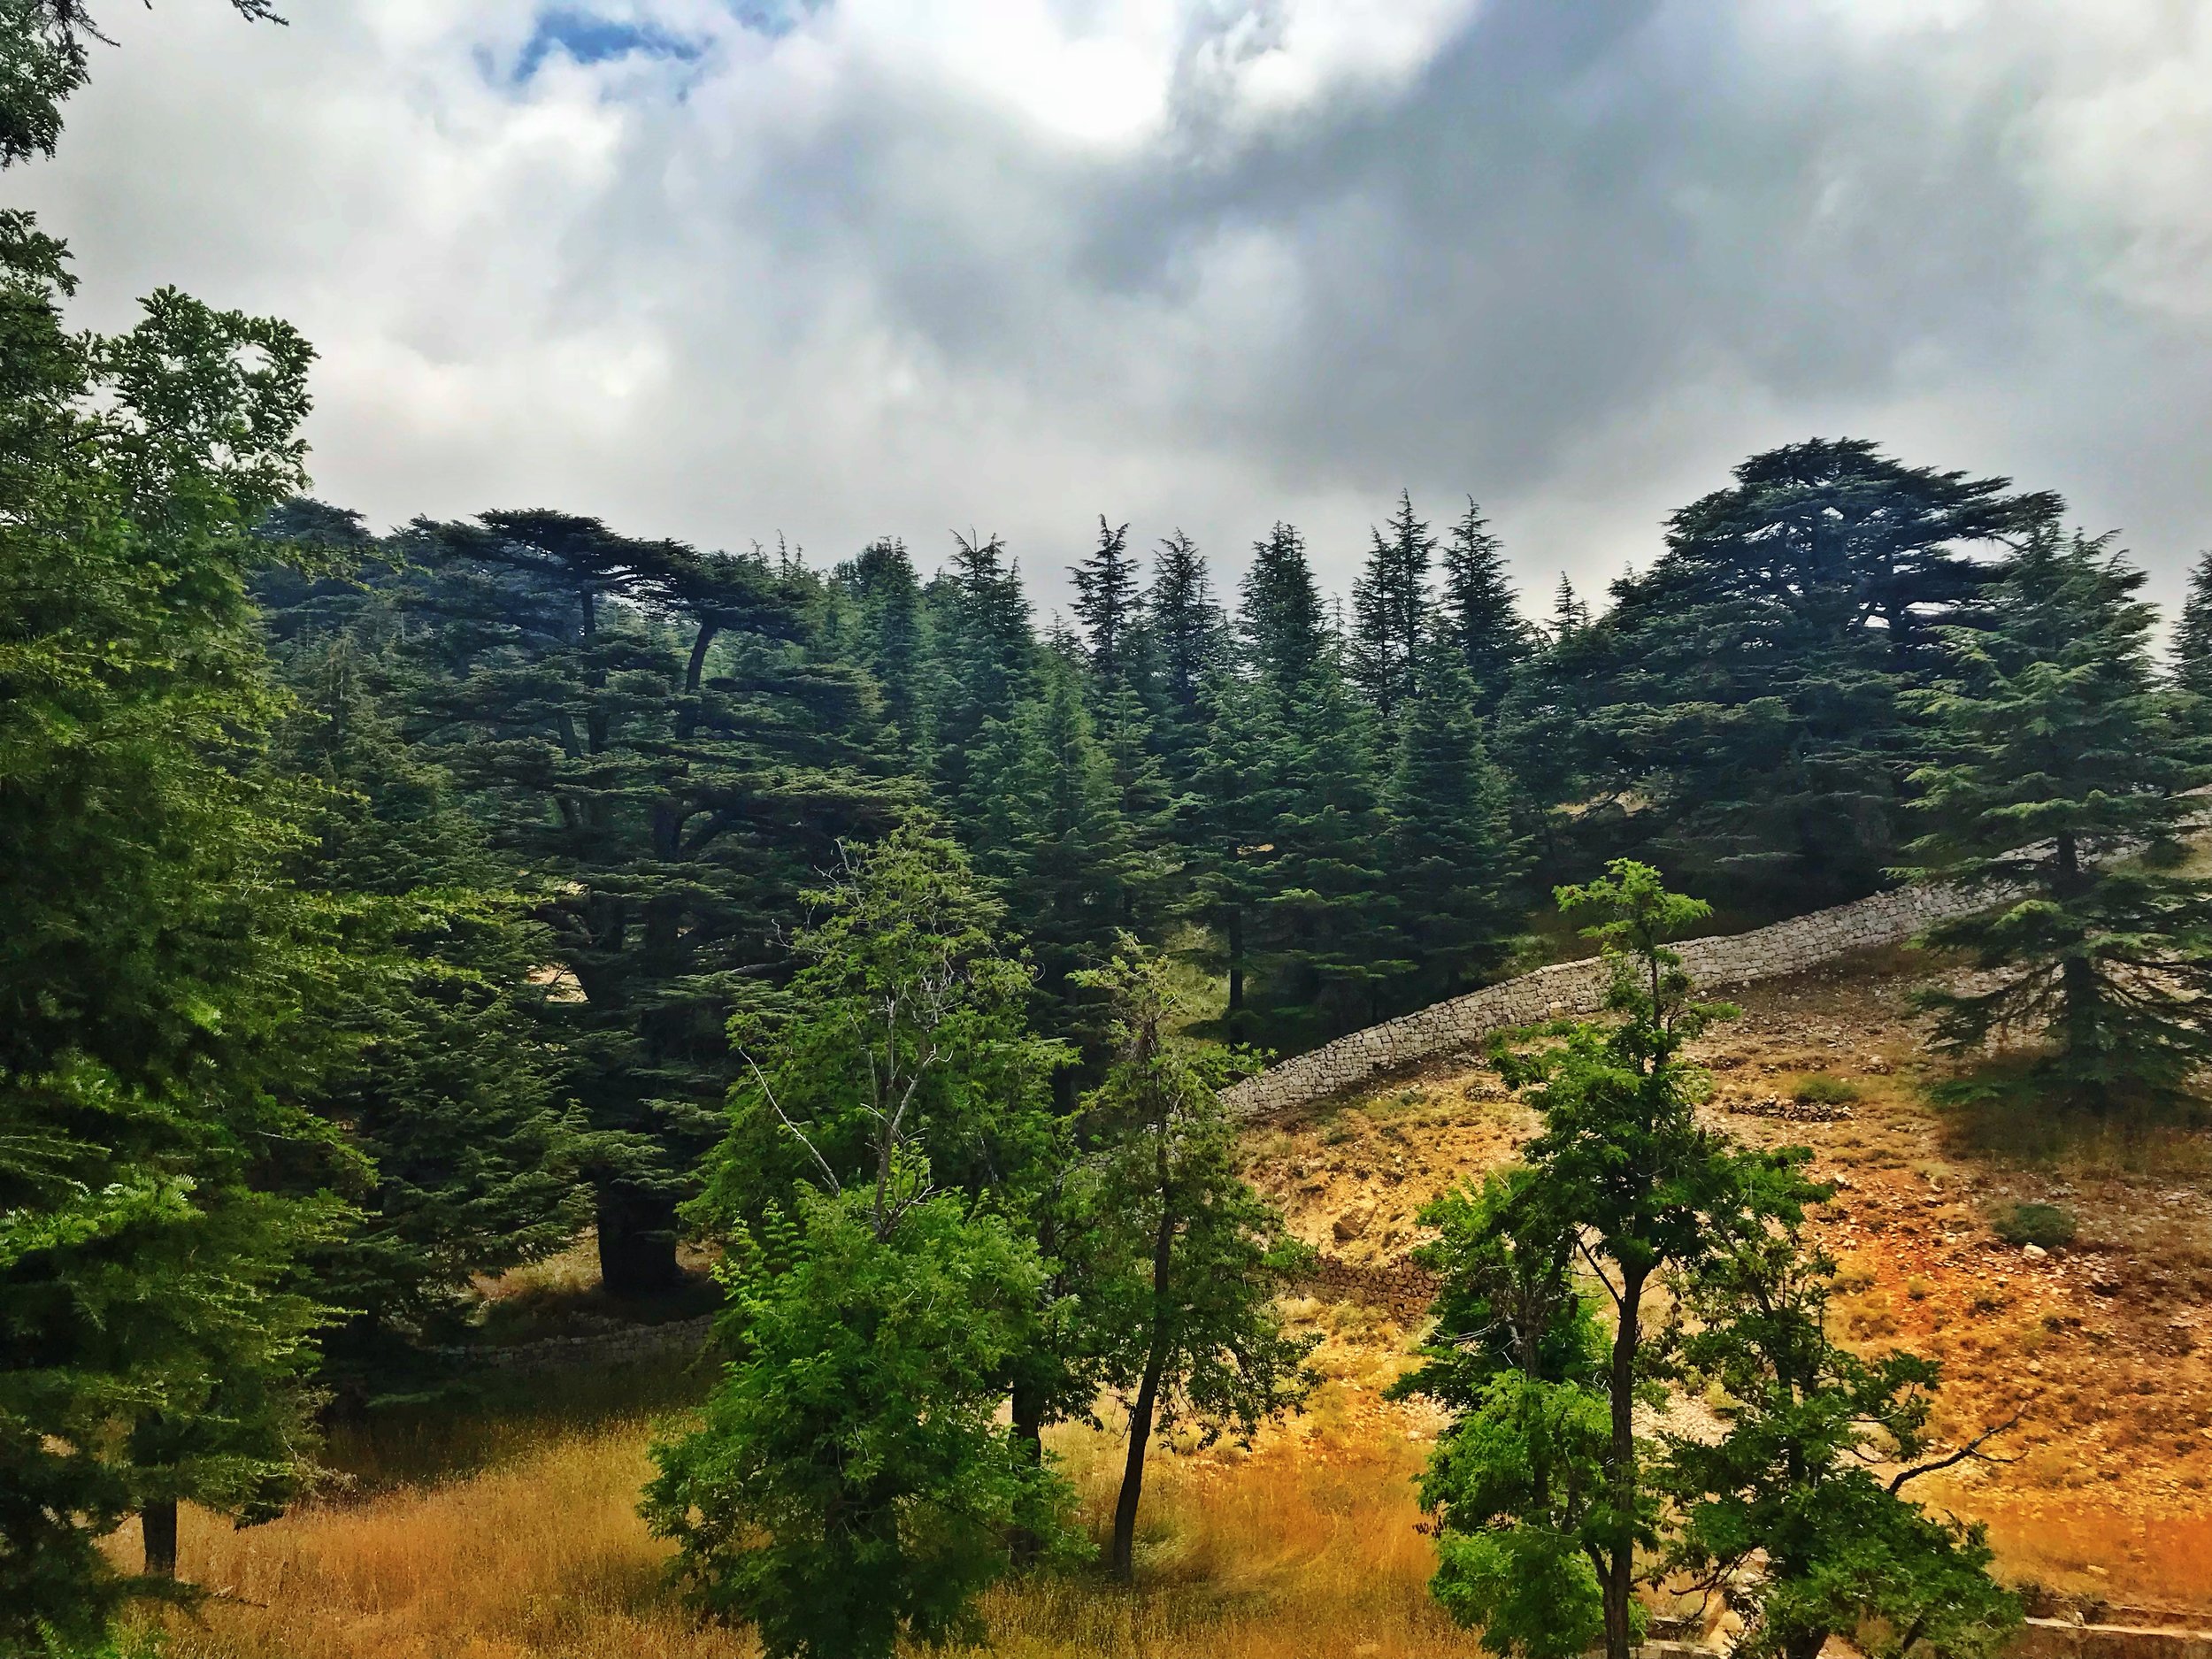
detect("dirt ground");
top-left (1237, 946), bottom-right (2212, 1614)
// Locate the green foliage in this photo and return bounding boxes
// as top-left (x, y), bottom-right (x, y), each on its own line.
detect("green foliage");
top-left (1903, 528), bottom-right (2212, 1105)
top-left (1417, 864), bottom-right (1819, 1659)
top-left (1990, 1202), bottom-right (2076, 1248)
top-left (650, 831), bottom-right (1074, 1658)
top-left (1436, 498), bottom-right (1532, 716)
top-left (1590, 440), bottom-right (2062, 902)
top-left (1349, 490), bottom-right (1435, 722)
top-left (1071, 947), bottom-right (1318, 1579)
top-left (693, 826), bottom-right (1062, 1232)
top-left (1659, 1227), bottom-right (2021, 1659)
top-left (643, 1190), bottom-right (1072, 1659)
top-left (1381, 637), bottom-right (1528, 1002)
top-left (0, 78), bottom-right (342, 1640)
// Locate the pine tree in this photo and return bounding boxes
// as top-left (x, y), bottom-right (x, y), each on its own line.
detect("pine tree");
top-left (970, 659), bottom-right (1146, 1066)
top-left (1903, 529), bottom-right (2212, 1104)
top-left (1350, 491), bottom-right (1436, 722)
top-left (2173, 548), bottom-right (2212, 710)
top-left (1069, 516), bottom-right (1141, 689)
top-left (1380, 637), bottom-right (1527, 1004)
top-left (1239, 521), bottom-right (1332, 695)
top-left (268, 633), bottom-right (591, 1386)
top-left (926, 532), bottom-right (1037, 837)
top-left (838, 537), bottom-right (930, 760)
top-left (1142, 530), bottom-right (1226, 752)
top-left (1437, 498), bottom-right (1531, 714)
top-left (1, 140), bottom-right (343, 1640)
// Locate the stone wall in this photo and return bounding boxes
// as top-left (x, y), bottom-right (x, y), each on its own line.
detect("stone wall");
top-left (445, 1312), bottom-right (716, 1376)
top-left (1223, 878), bottom-right (1981, 1120)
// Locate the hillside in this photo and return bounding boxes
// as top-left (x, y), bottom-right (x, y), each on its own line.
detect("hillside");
top-left (1241, 944), bottom-right (2212, 1612)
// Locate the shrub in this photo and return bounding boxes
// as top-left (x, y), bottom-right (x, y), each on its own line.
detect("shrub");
top-left (1992, 1202), bottom-right (2078, 1249)
top-left (1792, 1073), bottom-right (1862, 1106)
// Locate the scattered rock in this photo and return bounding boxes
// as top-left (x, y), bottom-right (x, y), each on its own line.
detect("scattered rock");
top-left (1332, 1207), bottom-right (1372, 1243)
top-left (2024, 1243), bottom-right (2048, 1261)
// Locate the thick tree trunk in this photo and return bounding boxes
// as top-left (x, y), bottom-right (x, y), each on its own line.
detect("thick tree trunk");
top-left (596, 1189), bottom-right (682, 1299)
top-left (142, 1498), bottom-right (178, 1580)
top-left (1602, 1267), bottom-right (1647, 1659)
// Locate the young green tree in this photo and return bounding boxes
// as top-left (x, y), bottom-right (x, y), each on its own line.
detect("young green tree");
top-left (1902, 529), bottom-right (2212, 1105)
top-left (0, 69), bottom-right (345, 1638)
top-left (1388, 1170), bottom-right (1613, 1659)
top-left (837, 536), bottom-right (930, 760)
top-left (1349, 490), bottom-right (1435, 723)
top-left (1659, 1225), bottom-right (2022, 1659)
top-left (1453, 864), bottom-right (1819, 1659)
top-left (647, 829), bottom-right (1073, 1659)
top-left (1072, 947), bottom-right (1317, 1582)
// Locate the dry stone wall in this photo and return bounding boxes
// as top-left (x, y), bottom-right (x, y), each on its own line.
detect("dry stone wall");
top-left (1224, 878), bottom-right (1980, 1120)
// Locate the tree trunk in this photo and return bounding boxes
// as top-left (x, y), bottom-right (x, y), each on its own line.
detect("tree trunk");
top-left (1602, 1266), bottom-right (1647, 1659)
top-left (1226, 906), bottom-right (1245, 1014)
top-left (142, 1497), bottom-right (178, 1580)
top-left (1010, 1378), bottom-right (1047, 1569)
top-left (596, 1189), bottom-right (681, 1299)
top-left (1111, 1167), bottom-right (1179, 1584)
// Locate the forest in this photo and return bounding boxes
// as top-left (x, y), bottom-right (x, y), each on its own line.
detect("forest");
top-left (10, 6), bottom-right (2212, 1659)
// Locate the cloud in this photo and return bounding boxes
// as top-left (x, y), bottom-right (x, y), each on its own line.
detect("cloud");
top-left (19, 0), bottom-right (2212, 616)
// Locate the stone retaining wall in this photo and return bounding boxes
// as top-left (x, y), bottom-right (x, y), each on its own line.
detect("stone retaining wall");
top-left (1224, 878), bottom-right (1979, 1120)
top-left (446, 1313), bottom-right (716, 1376)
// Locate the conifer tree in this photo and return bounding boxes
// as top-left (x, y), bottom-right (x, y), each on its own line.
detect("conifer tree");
top-left (1239, 521), bottom-right (1332, 695)
top-left (1, 93), bottom-right (344, 1636)
top-left (1141, 531), bottom-right (1227, 782)
top-left (1381, 637), bottom-right (1527, 1004)
top-left (926, 532), bottom-right (1037, 835)
top-left (394, 512), bottom-right (906, 1295)
top-left (1903, 530), bottom-right (2212, 1104)
top-left (1437, 498), bottom-right (1532, 714)
top-left (1350, 490), bottom-right (1436, 722)
top-left (2172, 549), bottom-right (2212, 710)
top-left (838, 537), bottom-right (929, 759)
top-left (1592, 440), bottom-right (2062, 904)
top-left (269, 634), bottom-right (591, 1383)
top-left (1069, 516), bottom-right (1141, 689)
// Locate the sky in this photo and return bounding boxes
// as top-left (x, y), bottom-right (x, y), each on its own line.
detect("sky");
top-left (20, 0), bottom-right (2212, 618)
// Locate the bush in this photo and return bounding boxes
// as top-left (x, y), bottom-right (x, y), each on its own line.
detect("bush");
top-left (1991, 1202), bottom-right (2077, 1249)
top-left (1792, 1073), bottom-right (1862, 1106)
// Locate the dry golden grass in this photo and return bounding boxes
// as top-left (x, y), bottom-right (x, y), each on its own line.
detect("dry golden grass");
top-left (144, 1395), bottom-right (1484, 1659)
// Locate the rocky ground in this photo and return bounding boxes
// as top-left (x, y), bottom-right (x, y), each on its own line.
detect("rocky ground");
top-left (1240, 946), bottom-right (2212, 1612)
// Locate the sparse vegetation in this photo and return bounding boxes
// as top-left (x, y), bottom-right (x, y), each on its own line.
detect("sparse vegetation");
top-left (1993, 1202), bottom-right (2079, 1249)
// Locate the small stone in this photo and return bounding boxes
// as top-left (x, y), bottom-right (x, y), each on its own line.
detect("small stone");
top-left (2022, 1243), bottom-right (2048, 1261)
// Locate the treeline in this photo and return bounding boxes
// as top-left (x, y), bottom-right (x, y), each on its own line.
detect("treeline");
top-left (240, 440), bottom-right (2098, 1314)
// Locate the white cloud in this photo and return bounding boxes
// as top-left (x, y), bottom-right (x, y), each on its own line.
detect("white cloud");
top-left (19, 0), bottom-right (2212, 614)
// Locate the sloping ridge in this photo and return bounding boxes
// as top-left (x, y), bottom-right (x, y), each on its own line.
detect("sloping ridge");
top-left (1224, 878), bottom-right (1983, 1120)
